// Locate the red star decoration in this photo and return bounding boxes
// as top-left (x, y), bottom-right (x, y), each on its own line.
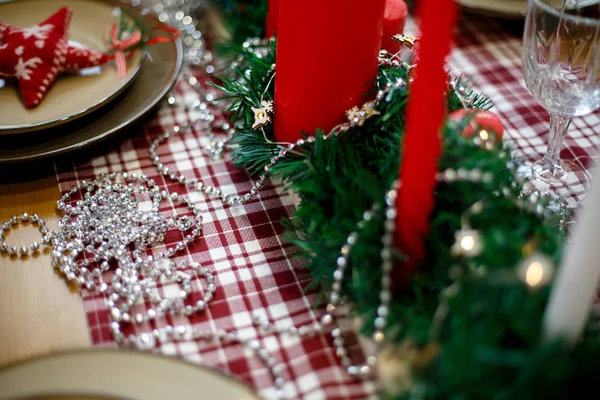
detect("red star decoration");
top-left (0, 7), bottom-right (109, 108)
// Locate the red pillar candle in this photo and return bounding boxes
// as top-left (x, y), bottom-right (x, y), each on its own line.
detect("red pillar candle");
top-left (273, 0), bottom-right (386, 143)
top-left (394, 0), bottom-right (459, 277)
top-left (266, 0), bottom-right (279, 38)
top-left (381, 0), bottom-right (408, 53)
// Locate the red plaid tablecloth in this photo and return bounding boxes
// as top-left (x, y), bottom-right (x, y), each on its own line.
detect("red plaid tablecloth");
top-left (54, 13), bottom-right (599, 400)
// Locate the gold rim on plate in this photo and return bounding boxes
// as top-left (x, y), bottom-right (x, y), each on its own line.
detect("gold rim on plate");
top-left (0, 0), bottom-right (183, 164)
top-left (0, 0), bottom-right (145, 135)
top-left (0, 349), bottom-right (261, 400)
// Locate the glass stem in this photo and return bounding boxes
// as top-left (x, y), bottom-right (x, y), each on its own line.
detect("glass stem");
top-left (542, 113), bottom-right (571, 171)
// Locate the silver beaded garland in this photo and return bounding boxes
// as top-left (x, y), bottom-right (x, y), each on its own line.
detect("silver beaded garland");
top-left (252, 181), bottom-right (401, 379)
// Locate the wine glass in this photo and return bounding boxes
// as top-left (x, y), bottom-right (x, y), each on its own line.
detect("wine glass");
top-left (522, 0), bottom-right (600, 202)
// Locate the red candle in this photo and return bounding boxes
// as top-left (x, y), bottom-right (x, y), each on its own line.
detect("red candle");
top-left (266, 0), bottom-right (279, 38)
top-left (273, 0), bottom-right (386, 143)
top-left (394, 0), bottom-right (459, 279)
top-left (381, 0), bottom-right (408, 53)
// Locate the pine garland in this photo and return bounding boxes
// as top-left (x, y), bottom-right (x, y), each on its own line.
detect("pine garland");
top-left (211, 7), bottom-right (600, 399)
top-left (212, 0), bottom-right (268, 57)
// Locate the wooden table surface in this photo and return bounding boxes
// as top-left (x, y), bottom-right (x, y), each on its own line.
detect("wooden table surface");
top-left (0, 173), bottom-right (91, 367)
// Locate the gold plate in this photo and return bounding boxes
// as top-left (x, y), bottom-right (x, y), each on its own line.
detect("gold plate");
top-left (0, 0), bottom-right (144, 134)
top-left (458, 0), bottom-right (527, 19)
top-left (0, 349), bottom-right (261, 400)
top-left (0, 0), bottom-right (182, 163)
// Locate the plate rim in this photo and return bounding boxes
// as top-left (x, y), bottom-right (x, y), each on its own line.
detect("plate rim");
top-left (458, 0), bottom-right (527, 19)
top-left (0, 1), bottom-right (183, 164)
top-left (0, 348), bottom-right (260, 399)
top-left (0, 0), bottom-right (147, 135)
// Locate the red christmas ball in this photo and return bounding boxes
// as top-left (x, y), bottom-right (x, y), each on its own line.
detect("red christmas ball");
top-left (449, 109), bottom-right (504, 138)
top-left (449, 109), bottom-right (505, 150)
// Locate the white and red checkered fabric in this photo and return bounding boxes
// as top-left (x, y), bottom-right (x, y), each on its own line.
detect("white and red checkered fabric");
top-left (54, 14), bottom-right (598, 400)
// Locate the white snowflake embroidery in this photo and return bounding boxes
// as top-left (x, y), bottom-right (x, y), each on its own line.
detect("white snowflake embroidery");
top-left (14, 56), bottom-right (42, 80)
top-left (12, 24), bottom-right (53, 40)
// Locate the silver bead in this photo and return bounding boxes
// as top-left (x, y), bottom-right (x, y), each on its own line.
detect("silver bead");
top-left (274, 377), bottom-right (285, 389)
top-left (374, 317), bottom-right (386, 329)
top-left (360, 365), bottom-right (371, 377)
top-left (377, 306), bottom-right (389, 317)
top-left (111, 308), bottom-right (121, 320)
top-left (18, 246), bottom-right (28, 257)
top-left (333, 270), bottom-right (343, 281)
top-left (320, 314), bottom-right (333, 326)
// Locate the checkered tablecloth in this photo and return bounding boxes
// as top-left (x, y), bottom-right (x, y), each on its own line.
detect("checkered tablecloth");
top-left (54, 12), bottom-right (599, 400)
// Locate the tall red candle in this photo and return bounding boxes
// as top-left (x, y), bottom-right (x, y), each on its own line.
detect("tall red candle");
top-left (273, 0), bottom-right (386, 143)
top-left (266, 0), bottom-right (279, 38)
top-left (394, 0), bottom-right (459, 277)
top-left (381, 0), bottom-right (408, 53)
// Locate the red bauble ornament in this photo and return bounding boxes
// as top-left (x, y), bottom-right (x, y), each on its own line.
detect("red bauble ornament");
top-left (449, 109), bottom-right (505, 139)
top-left (0, 7), bottom-right (108, 108)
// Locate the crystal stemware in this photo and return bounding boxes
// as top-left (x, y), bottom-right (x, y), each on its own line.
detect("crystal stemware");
top-left (522, 0), bottom-right (600, 202)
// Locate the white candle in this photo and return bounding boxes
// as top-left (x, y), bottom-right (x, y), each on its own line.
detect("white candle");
top-left (543, 166), bottom-right (600, 344)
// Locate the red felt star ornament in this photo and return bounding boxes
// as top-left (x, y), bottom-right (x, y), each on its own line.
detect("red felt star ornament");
top-left (0, 7), bottom-right (109, 108)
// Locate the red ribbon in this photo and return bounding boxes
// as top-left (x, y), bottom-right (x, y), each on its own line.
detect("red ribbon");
top-left (108, 25), bottom-right (142, 79)
top-left (107, 23), bottom-right (181, 79)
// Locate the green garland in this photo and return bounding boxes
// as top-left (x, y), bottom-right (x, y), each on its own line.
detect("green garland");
top-left (212, 0), bottom-right (269, 57)
top-left (210, 6), bottom-right (600, 399)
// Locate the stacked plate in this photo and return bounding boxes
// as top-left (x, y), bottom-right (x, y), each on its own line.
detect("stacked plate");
top-left (457, 0), bottom-right (527, 18)
top-left (0, 0), bottom-right (183, 163)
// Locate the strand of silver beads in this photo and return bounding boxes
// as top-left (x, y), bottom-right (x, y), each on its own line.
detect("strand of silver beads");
top-left (0, 170), bottom-right (287, 399)
top-left (149, 120), bottom-right (316, 206)
top-left (144, 40), bottom-right (414, 386)
top-left (251, 181), bottom-right (401, 379)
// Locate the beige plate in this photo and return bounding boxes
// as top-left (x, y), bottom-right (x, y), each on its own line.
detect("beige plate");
top-left (0, 0), bottom-right (145, 135)
top-left (0, 0), bottom-right (182, 163)
top-left (458, 0), bottom-right (527, 19)
top-left (0, 349), bottom-right (261, 400)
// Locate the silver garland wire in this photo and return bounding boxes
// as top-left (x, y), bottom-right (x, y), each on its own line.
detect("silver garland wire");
top-left (0, 2), bottom-right (564, 399)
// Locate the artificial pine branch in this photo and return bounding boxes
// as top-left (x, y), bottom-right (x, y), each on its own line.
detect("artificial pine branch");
top-left (211, 8), bottom-right (600, 398)
top-left (212, 0), bottom-right (269, 57)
